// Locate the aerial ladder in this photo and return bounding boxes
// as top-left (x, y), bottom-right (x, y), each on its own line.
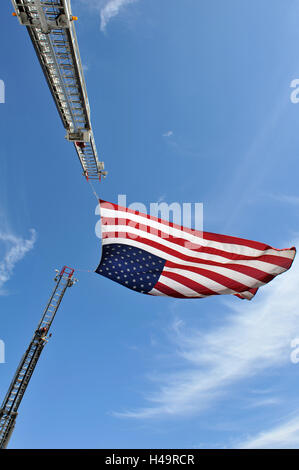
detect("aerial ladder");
top-left (11, 0), bottom-right (107, 181)
top-left (0, 266), bottom-right (76, 449)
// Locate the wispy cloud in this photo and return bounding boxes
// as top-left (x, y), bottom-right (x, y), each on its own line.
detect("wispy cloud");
top-left (78, 0), bottom-right (139, 32)
top-left (268, 193), bottom-right (299, 206)
top-left (246, 397), bottom-right (282, 409)
top-left (101, 0), bottom-right (138, 31)
top-left (162, 131), bottom-right (174, 138)
top-left (0, 229), bottom-right (36, 295)
top-left (237, 413), bottom-right (299, 448)
top-left (114, 241), bottom-right (299, 419)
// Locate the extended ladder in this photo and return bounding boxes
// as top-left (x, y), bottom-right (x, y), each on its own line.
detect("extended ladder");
top-left (0, 266), bottom-right (76, 449)
top-left (11, 0), bottom-right (107, 180)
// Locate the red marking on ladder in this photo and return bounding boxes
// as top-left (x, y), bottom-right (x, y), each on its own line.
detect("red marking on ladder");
top-left (60, 266), bottom-right (75, 279)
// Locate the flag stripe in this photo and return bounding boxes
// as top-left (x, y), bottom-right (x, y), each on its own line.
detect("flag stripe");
top-left (102, 233), bottom-right (292, 277)
top-left (100, 201), bottom-right (277, 251)
top-left (149, 287), bottom-right (169, 296)
top-left (151, 282), bottom-right (187, 298)
top-left (165, 260), bottom-right (275, 284)
top-left (163, 265), bottom-right (262, 294)
top-left (161, 270), bottom-right (223, 296)
top-left (100, 205), bottom-right (295, 257)
top-left (101, 225), bottom-right (294, 266)
top-left (164, 262), bottom-right (267, 289)
top-left (235, 288), bottom-right (258, 300)
top-left (158, 275), bottom-right (207, 297)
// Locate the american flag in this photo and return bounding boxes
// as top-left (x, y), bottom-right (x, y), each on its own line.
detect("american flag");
top-left (95, 200), bottom-right (296, 300)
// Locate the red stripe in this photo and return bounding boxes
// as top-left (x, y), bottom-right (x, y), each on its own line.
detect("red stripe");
top-left (164, 264), bottom-right (251, 293)
top-left (235, 288), bottom-right (258, 299)
top-left (191, 246), bottom-right (294, 267)
top-left (100, 200), bottom-right (202, 237)
top-left (101, 217), bottom-right (203, 249)
top-left (153, 282), bottom-right (188, 298)
top-left (100, 200), bottom-right (296, 253)
top-left (101, 217), bottom-right (272, 254)
top-left (162, 271), bottom-right (219, 296)
top-left (166, 260), bottom-right (275, 284)
top-left (101, 222), bottom-right (294, 266)
top-left (102, 232), bottom-right (293, 269)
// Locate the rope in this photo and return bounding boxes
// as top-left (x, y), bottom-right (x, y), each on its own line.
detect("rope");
top-left (87, 178), bottom-right (100, 202)
top-left (73, 178), bottom-right (102, 276)
top-left (75, 268), bottom-right (94, 273)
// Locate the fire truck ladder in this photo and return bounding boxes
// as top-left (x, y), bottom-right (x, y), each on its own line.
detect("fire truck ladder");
top-left (0, 266), bottom-right (76, 449)
top-left (11, 0), bottom-right (107, 181)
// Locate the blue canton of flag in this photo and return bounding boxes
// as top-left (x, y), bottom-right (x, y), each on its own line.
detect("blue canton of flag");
top-left (96, 244), bottom-right (166, 294)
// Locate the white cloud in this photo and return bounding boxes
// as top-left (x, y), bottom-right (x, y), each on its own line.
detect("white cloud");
top-left (162, 131), bottom-right (174, 138)
top-left (246, 397), bottom-right (282, 409)
top-left (114, 241), bottom-right (299, 419)
top-left (0, 229), bottom-right (36, 294)
top-left (237, 414), bottom-right (299, 448)
top-left (269, 193), bottom-right (299, 206)
top-left (78, 0), bottom-right (139, 31)
top-left (100, 0), bottom-right (138, 31)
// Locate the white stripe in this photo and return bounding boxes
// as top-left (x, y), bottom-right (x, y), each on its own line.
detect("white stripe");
top-left (151, 282), bottom-right (255, 300)
top-left (101, 232), bottom-right (289, 276)
top-left (162, 269), bottom-right (239, 295)
top-left (149, 288), bottom-right (168, 296)
top-left (158, 275), bottom-right (206, 297)
top-left (101, 207), bottom-right (203, 244)
top-left (237, 290), bottom-right (255, 300)
top-left (163, 265), bottom-right (265, 290)
top-left (100, 207), bottom-right (295, 260)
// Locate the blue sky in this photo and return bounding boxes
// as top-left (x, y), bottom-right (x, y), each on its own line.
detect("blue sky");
top-left (1, 0), bottom-right (299, 449)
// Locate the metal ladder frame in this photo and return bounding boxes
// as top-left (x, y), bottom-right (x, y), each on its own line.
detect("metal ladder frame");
top-left (11, 0), bottom-right (106, 180)
top-left (0, 266), bottom-right (76, 449)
